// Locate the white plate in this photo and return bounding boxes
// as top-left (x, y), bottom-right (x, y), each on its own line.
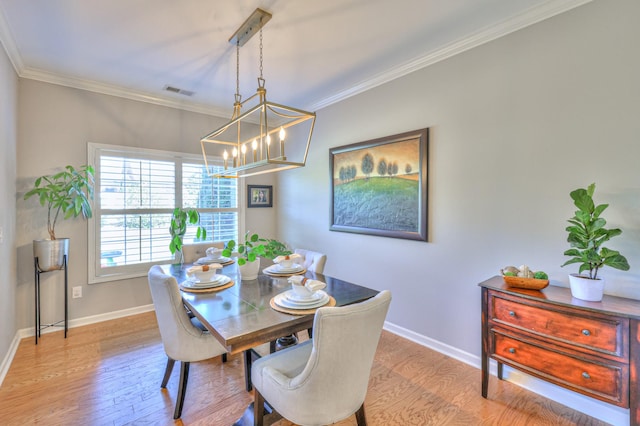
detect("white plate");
top-left (195, 256), bottom-right (230, 265)
top-left (285, 289), bottom-right (327, 304)
top-left (183, 275), bottom-right (230, 289)
top-left (274, 291), bottom-right (329, 309)
top-left (266, 264), bottom-right (303, 274)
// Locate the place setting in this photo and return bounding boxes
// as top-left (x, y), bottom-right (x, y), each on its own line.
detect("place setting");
top-left (179, 263), bottom-right (234, 293)
top-left (270, 276), bottom-right (335, 315)
top-left (263, 253), bottom-right (306, 277)
top-left (194, 246), bottom-right (234, 267)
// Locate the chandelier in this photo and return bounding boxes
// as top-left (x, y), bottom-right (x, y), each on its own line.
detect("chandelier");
top-left (201, 8), bottom-right (316, 179)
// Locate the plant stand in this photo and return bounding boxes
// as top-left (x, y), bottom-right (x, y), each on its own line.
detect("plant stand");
top-left (34, 255), bottom-right (68, 344)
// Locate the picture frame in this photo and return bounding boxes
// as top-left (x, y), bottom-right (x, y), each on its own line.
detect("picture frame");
top-left (330, 128), bottom-right (428, 241)
top-left (247, 185), bottom-right (273, 208)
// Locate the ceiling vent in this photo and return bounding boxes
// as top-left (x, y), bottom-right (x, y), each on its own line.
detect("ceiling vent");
top-left (163, 85), bottom-right (195, 97)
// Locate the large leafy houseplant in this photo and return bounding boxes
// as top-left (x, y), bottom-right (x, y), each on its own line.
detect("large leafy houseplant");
top-left (169, 208), bottom-right (207, 259)
top-left (222, 232), bottom-right (291, 266)
top-left (561, 183), bottom-right (630, 280)
top-left (24, 165), bottom-right (95, 240)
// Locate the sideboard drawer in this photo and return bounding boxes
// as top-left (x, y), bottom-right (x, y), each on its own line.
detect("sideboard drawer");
top-left (491, 293), bottom-right (627, 359)
top-left (493, 330), bottom-right (628, 406)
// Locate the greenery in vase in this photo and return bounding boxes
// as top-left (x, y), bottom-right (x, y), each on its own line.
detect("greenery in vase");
top-left (222, 232), bottom-right (292, 266)
top-left (23, 164), bottom-right (95, 240)
top-left (169, 208), bottom-right (206, 257)
top-left (561, 183), bottom-right (630, 279)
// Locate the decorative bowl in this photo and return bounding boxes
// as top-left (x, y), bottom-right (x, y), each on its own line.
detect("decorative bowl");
top-left (503, 276), bottom-right (549, 290)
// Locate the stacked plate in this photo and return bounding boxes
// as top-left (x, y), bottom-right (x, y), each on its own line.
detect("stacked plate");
top-left (196, 256), bottom-right (231, 265)
top-left (264, 263), bottom-right (304, 275)
top-left (273, 290), bottom-right (330, 310)
top-left (181, 274), bottom-right (231, 290)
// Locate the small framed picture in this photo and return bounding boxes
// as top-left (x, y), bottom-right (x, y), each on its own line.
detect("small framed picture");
top-left (247, 185), bottom-right (273, 208)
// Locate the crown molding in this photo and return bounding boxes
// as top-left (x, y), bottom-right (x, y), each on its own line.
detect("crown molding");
top-left (19, 66), bottom-right (231, 117)
top-left (309, 0), bottom-right (593, 111)
top-left (1, 0), bottom-right (592, 115)
top-left (0, 2), bottom-right (24, 73)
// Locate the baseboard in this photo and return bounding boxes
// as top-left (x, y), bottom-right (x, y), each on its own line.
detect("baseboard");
top-left (384, 321), bottom-right (629, 426)
top-left (1, 304), bottom-right (155, 388)
top-left (0, 332), bottom-right (22, 388)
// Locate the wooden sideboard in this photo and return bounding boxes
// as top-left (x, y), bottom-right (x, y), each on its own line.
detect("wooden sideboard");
top-left (479, 275), bottom-right (640, 425)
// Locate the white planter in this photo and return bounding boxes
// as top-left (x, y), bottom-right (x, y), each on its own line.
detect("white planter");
top-left (33, 238), bottom-right (69, 272)
top-left (569, 274), bottom-right (605, 302)
top-left (238, 258), bottom-right (260, 281)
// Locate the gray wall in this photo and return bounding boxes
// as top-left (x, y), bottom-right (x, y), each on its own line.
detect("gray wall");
top-left (4, 1), bottom-right (640, 420)
top-left (0, 35), bottom-right (18, 363)
top-left (277, 0), bottom-right (640, 356)
top-left (15, 80), bottom-right (277, 329)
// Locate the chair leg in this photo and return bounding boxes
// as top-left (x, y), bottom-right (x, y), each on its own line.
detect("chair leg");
top-left (253, 388), bottom-right (265, 426)
top-left (355, 403), bottom-right (367, 426)
top-left (161, 358), bottom-right (175, 388)
top-left (173, 361), bottom-right (190, 419)
top-left (244, 349), bottom-right (253, 392)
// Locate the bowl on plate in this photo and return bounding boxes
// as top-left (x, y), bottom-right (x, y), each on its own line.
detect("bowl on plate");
top-left (289, 276), bottom-right (326, 299)
top-left (205, 247), bottom-right (223, 260)
top-left (187, 264), bottom-right (220, 282)
top-left (291, 281), bottom-right (314, 298)
top-left (279, 256), bottom-right (295, 268)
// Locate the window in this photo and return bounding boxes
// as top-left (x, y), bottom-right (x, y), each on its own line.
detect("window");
top-left (88, 143), bottom-right (240, 283)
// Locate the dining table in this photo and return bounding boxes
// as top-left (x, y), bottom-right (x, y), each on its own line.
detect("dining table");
top-left (160, 258), bottom-right (379, 425)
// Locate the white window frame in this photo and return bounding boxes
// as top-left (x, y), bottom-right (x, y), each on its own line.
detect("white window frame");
top-left (87, 142), bottom-right (244, 283)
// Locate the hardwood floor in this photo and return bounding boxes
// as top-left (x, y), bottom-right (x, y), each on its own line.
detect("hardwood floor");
top-left (0, 312), bottom-right (608, 425)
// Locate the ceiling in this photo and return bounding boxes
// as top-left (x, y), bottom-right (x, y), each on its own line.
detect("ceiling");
top-left (0, 0), bottom-right (590, 118)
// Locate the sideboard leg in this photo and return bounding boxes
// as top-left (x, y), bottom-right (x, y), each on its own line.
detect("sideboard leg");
top-left (497, 362), bottom-right (504, 380)
top-left (481, 287), bottom-right (489, 398)
top-left (631, 319), bottom-right (639, 426)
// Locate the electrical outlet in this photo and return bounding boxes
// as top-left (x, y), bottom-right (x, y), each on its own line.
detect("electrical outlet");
top-left (72, 286), bottom-right (82, 298)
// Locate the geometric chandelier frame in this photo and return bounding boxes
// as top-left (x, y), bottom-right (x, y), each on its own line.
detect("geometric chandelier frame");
top-left (201, 8), bottom-right (316, 179)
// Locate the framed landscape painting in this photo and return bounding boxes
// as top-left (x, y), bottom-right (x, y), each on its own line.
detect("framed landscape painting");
top-left (330, 128), bottom-right (428, 241)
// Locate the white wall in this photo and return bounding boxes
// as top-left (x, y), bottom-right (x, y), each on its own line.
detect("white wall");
top-left (277, 0), bottom-right (640, 357)
top-left (0, 34), bottom-right (18, 365)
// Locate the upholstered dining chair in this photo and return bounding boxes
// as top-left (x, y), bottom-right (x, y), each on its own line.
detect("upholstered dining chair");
top-left (251, 290), bottom-right (392, 426)
top-left (294, 248), bottom-right (327, 274)
top-left (181, 241), bottom-right (225, 264)
top-left (147, 265), bottom-right (228, 419)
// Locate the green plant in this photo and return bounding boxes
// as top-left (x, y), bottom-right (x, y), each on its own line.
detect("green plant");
top-left (24, 165), bottom-right (95, 240)
top-left (222, 232), bottom-right (291, 266)
top-left (561, 183), bottom-right (630, 279)
top-left (169, 208), bottom-right (206, 256)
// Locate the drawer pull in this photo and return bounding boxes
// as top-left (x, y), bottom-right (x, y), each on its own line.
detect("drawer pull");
top-left (509, 348), bottom-right (516, 354)
top-left (509, 311), bottom-right (515, 317)
top-left (582, 372), bottom-right (591, 379)
top-left (582, 329), bottom-right (591, 336)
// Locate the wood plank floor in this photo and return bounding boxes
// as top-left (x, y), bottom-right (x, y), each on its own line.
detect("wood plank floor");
top-left (0, 312), bottom-right (609, 425)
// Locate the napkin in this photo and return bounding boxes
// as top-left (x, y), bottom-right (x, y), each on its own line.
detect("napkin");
top-left (186, 264), bottom-right (222, 275)
top-left (274, 253), bottom-right (302, 264)
top-left (287, 275), bottom-right (326, 292)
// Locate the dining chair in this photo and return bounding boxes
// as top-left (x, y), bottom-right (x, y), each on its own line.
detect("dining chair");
top-left (147, 265), bottom-right (228, 419)
top-left (294, 248), bottom-right (327, 274)
top-left (251, 290), bottom-right (391, 426)
top-left (181, 241), bottom-right (225, 263)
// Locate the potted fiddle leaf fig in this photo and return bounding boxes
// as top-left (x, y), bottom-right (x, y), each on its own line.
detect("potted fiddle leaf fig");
top-left (169, 207), bottom-right (206, 263)
top-left (24, 165), bottom-right (95, 271)
top-left (561, 183), bottom-right (630, 301)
